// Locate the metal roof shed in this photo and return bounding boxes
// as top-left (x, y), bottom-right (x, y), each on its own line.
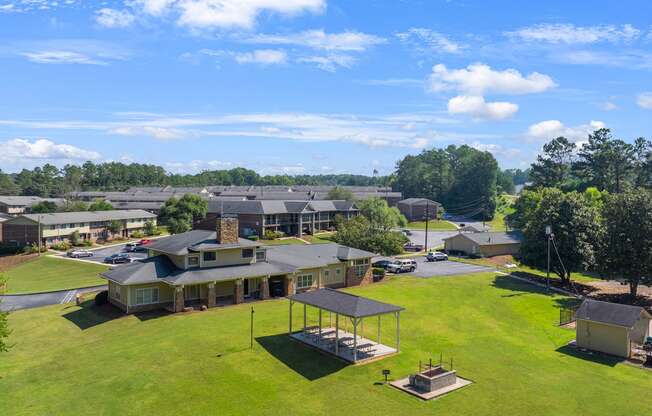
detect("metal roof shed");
top-left (288, 288), bottom-right (404, 363)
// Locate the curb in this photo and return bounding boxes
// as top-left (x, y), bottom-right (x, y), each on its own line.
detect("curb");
top-left (508, 274), bottom-right (581, 298)
top-left (1, 284), bottom-right (108, 297)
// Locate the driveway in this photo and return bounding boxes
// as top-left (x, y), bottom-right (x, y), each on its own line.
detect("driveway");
top-left (0, 285), bottom-right (106, 311)
top-left (57, 242), bottom-right (148, 264)
top-left (405, 230), bottom-right (457, 250)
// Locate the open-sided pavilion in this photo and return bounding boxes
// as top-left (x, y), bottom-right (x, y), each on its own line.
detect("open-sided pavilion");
top-left (288, 288), bottom-right (404, 363)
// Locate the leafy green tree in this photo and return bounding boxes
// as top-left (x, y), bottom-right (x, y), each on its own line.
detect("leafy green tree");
top-left (529, 137), bottom-right (576, 189)
top-left (144, 220), bottom-right (158, 236)
top-left (0, 170), bottom-right (19, 195)
top-left (58, 200), bottom-right (88, 212)
top-left (519, 188), bottom-right (601, 284)
top-left (88, 199), bottom-right (114, 211)
top-left (496, 170), bottom-right (516, 195)
top-left (0, 273), bottom-right (9, 353)
top-left (356, 197), bottom-right (407, 231)
top-left (597, 191), bottom-right (652, 297)
top-left (159, 194), bottom-right (208, 234)
top-left (70, 230), bottom-right (80, 246)
top-left (107, 220), bottom-right (123, 238)
top-left (326, 186), bottom-right (355, 201)
top-left (333, 215), bottom-right (408, 255)
top-left (506, 189), bottom-right (544, 230)
top-left (30, 201), bottom-right (58, 213)
top-left (632, 137), bottom-right (652, 188)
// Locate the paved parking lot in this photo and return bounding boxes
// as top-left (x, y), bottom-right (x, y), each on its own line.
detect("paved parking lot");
top-left (405, 230), bottom-right (457, 251)
top-left (61, 243), bottom-right (148, 264)
top-left (379, 256), bottom-right (494, 278)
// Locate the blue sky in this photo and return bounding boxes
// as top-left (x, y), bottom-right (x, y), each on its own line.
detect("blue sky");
top-left (1, 0), bottom-right (651, 175)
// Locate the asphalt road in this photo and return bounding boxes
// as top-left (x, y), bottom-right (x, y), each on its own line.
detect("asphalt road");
top-left (0, 285), bottom-right (107, 311)
top-left (406, 257), bottom-right (495, 278)
top-left (405, 230), bottom-right (457, 250)
top-left (63, 243), bottom-right (148, 264)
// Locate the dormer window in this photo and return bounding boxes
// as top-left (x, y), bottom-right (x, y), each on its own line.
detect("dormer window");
top-left (203, 251), bottom-right (216, 262)
top-left (188, 256), bottom-right (199, 267)
top-left (242, 248), bottom-right (254, 259)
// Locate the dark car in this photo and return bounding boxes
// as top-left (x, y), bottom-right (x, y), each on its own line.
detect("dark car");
top-left (372, 259), bottom-right (393, 269)
top-left (104, 253), bottom-right (131, 264)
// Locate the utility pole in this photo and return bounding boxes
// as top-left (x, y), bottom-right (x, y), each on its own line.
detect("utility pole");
top-left (545, 225), bottom-right (552, 292)
top-left (424, 200), bottom-right (429, 252)
top-left (37, 215), bottom-right (42, 256)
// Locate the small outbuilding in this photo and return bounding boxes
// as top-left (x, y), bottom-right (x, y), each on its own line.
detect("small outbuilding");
top-left (443, 231), bottom-right (522, 257)
top-left (397, 198), bottom-right (442, 222)
top-left (575, 299), bottom-right (652, 358)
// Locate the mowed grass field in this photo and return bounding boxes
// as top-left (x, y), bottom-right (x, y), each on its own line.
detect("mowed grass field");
top-left (406, 220), bottom-right (458, 230)
top-left (2, 256), bottom-right (108, 294)
top-left (1, 273), bottom-right (650, 416)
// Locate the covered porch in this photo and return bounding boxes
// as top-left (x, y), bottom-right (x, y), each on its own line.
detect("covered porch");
top-left (288, 288), bottom-right (404, 364)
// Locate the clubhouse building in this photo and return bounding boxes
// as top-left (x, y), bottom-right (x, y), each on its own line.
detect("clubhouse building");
top-left (102, 216), bottom-right (375, 314)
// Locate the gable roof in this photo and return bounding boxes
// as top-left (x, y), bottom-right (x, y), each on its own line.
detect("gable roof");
top-left (576, 299), bottom-right (651, 328)
top-left (15, 209), bottom-right (156, 225)
top-left (207, 199), bottom-right (355, 215)
top-left (266, 243), bottom-right (376, 269)
top-left (146, 229), bottom-right (258, 256)
top-left (445, 231), bottom-right (522, 246)
top-left (102, 255), bottom-right (176, 285)
top-left (398, 198), bottom-right (442, 206)
top-left (0, 196), bottom-right (64, 207)
top-left (289, 288), bottom-right (404, 318)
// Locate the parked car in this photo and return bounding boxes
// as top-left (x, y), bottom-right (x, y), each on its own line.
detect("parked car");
top-left (372, 259), bottom-right (393, 269)
top-left (67, 249), bottom-right (93, 258)
top-left (104, 253), bottom-right (132, 264)
top-left (124, 242), bottom-right (138, 252)
top-left (402, 229), bottom-right (413, 236)
top-left (426, 251), bottom-right (448, 262)
top-left (387, 259), bottom-right (417, 273)
top-left (139, 239), bottom-right (152, 245)
top-left (403, 242), bottom-right (424, 252)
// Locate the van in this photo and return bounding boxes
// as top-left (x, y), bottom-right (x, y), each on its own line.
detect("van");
top-left (387, 259), bottom-right (417, 273)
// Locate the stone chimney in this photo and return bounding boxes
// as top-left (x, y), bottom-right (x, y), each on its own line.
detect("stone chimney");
top-left (216, 215), bottom-right (239, 244)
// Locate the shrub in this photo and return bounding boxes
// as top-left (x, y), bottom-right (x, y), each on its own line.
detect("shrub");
top-left (264, 230), bottom-right (285, 240)
top-left (131, 230), bottom-right (145, 238)
top-left (0, 244), bottom-right (23, 255)
top-left (95, 290), bottom-right (109, 306)
top-left (23, 243), bottom-right (47, 254)
top-left (50, 241), bottom-right (72, 251)
top-left (247, 235), bottom-right (259, 241)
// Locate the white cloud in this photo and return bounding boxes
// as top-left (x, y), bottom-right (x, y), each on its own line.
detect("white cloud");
top-left (471, 142), bottom-right (522, 159)
top-left (507, 23), bottom-right (641, 44)
top-left (0, 138), bottom-right (101, 161)
top-left (358, 78), bottom-right (424, 88)
top-left (165, 159), bottom-right (234, 174)
top-left (600, 101), bottom-right (618, 111)
top-left (396, 28), bottom-right (466, 54)
top-left (128, 0), bottom-right (325, 30)
top-left (234, 49), bottom-right (286, 65)
top-left (527, 120), bottom-right (606, 142)
top-left (20, 50), bottom-right (108, 65)
top-left (296, 54), bottom-right (355, 72)
top-left (95, 8), bottom-right (135, 28)
top-left (429, 63), bottom-right (557, 95)
top-left (636, 92), bottom-right (652, 109)
top-left (245, 29), bottom-right (385, 51)
top-left (109, 126), bottom-right (187, 140)
top-left (447, 95), bottom-right (518, 120)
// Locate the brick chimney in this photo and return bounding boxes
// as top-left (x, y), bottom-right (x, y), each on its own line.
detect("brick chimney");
top-left (216, 215), bottom-right (239, 244)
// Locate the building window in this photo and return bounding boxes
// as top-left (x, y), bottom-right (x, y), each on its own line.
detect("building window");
top-left (188, 256), bottom-right (199, 267)
top-left (256, 249), bottom-right (266, 261)
top-left (336, 268), bottom-right (341, 275)
top-left (203, 251), bottom-right (216, 262)
top-left (242, 248), bottom-right (254, 258)
top-left (113, 285), bottom-right (121, 300)
top-left (135, 288), bottom-right (159, 305)
top-left (296, 274), bottom-right (313, 289)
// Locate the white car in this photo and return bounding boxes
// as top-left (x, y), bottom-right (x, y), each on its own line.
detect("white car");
top-left (67, 249), bottom-right (93, 258)
top-left (387, 259), bottom-right (417, 273)
top-left (426, 251), bottom-right (448, 262)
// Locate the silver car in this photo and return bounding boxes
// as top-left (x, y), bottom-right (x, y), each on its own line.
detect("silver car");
top-left (67, 249), bottom-right (93, 258)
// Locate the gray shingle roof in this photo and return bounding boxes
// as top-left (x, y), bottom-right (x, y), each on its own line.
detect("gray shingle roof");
top-left (446, 231), bottom-right (522, 246)
top-left (576, 299), bottom-right (651, 328)
top-left (289, 288), bottom-right (404, 318)
top-left (167, 261), bottom-right (296, 285)
top-left (145, 229), bottom-right (257, 256)
top-left (207, 199), bottom-right (356, 215)
top-left (267, 243), bottom-right (376, 268)
top-left (16, 209), bottom-right (156, 225)
top-left (0, 196), bottom-right (64, 207)
top-left (102, 256), bottom-right (176, 285)
top-left (398, 198), bottom-right (442, 206)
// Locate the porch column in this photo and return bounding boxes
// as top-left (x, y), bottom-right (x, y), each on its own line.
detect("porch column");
top-left (234, 279), bottom-right (244, 304)
top-left (335, 313), bottom-right (339, 355)
top-left (285, 275), bottom-right (295, 296)
top-left (174, 286), bottom-right (184, 313)
top-left (288, 300), bottom-right (293, 335)
top-left (260, 276), bottom-right (270, 300)
top-left (353, 317), bottom-right (358, 362)
top-left (207, 283), bottom-right (216, 308)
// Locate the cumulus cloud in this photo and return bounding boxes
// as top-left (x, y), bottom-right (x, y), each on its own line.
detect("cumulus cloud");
top-left (396, 28), bottom-right (466, 54)
top-left (506, 23), bottom-right (641, 44)
top-left (637, 92), bottom-right (652, 109)
top-left (0, 138), bottom-right (101, 161)
top-left (234, 49), bottom-right (287, 65)
top-left (527, 120), bottom-right (606, 142)
top-left (128, 0), bottom-right (324, 30)
top-left (95, 8), bottom-right (135, 28)
top-left (600, 101), bottom-right (618, 111)
top-left (429, 63), bottom-right (557, 95)
top-left (447, 95), bottom-right (518, 120)
top-left (245, 29), bottom-right (385, 51)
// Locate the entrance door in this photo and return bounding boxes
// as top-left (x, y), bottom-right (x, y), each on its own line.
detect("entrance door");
top-left (269, 277), bottom-right (285, 297)
top-left (184, 285), bottom-right (199, 301)
top-left (243, 279), bottom-right (250, 298)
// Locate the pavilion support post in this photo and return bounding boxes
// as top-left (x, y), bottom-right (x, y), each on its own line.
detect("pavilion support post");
top-left (288, 300), bottom-right (293, 335)
top-left (361, 318), bottom-right (364, 338)
top-left (377, 315), bottom-right (381, 344)
top-left (318, 309), bottom-right (322, 338)
top-left (335, 313), bottom-right (339, 355)
top-left (353, 318), bottom-right (358, 362)
top-left (303, 303), bottom-right (307, 333)
top-left (396, 311), bottom-right (400, 352)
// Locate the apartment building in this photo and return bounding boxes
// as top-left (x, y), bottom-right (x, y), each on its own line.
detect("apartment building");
top-left (0, 196), bottom-right (65, 216)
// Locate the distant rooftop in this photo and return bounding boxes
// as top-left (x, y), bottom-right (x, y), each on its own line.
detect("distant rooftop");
top-left (289, 288), bottom-right (404, 318)
top-left (16, 209), bottom-right (156, 225)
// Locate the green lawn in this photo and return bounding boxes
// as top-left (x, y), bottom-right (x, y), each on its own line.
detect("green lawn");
top-left (1, 273), bottom-right (650, 415)
top-left (406, 220), bottom-right (458, 230)
top-left (261, 238), bottom-right (307, 245)
top-left (2, 256), bottom-right (109, 294)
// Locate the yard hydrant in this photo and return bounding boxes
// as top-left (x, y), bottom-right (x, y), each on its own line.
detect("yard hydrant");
top-left (75, 293), bottom-right (82, 306)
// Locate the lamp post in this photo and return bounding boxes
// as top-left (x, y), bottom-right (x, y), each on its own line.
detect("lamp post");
top-left (545, 225), bottom-right (552, 292)
top-left (424, 200), bottom-right (429, 252)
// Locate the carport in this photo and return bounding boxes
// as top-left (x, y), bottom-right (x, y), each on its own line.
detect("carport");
top-left (288, 288), bottom-right (404, 363)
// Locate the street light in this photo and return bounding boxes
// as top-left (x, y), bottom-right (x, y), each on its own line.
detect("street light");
top-left (545, 225), bottom-right (552, 292)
